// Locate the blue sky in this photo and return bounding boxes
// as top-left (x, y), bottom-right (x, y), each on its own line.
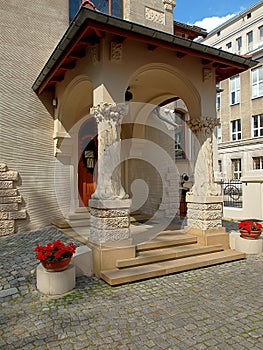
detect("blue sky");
top-left (174, 0), bottom-right (260, 31)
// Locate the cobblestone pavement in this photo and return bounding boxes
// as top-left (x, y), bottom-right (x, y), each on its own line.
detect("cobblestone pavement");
top-left (0, 223), bottom-right (263, 350)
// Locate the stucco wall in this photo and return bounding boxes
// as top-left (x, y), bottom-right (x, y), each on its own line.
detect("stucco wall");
top-left (0, 0), bottom-right (69, 233)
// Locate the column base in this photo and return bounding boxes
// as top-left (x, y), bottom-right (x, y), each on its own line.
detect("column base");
top-left (186, 194), bottom-right (228, 248)
top-left (89, 199), bottom-right (132, 244)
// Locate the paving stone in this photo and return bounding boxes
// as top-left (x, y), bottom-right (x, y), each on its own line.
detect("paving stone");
top-left (0, 224), bottom-right (262, 349)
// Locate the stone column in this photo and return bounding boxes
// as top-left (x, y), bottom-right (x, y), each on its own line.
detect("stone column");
top-left (89, 102), bottom-right (131, 244)
top-left (185, 117), bottom-right (227, 247)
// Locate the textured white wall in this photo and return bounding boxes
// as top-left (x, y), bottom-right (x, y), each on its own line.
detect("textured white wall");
top-left (0, 0), bottom-right (69, 232)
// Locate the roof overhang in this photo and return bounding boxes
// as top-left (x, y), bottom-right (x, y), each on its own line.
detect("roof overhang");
top-left (32, 7), bottom-right (258, 95)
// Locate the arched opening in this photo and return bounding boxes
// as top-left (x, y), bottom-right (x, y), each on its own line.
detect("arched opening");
top-left (121, 64), bottom-right (197, 222)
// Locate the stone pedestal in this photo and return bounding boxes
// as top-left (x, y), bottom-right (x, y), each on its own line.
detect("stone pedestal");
top-left (36, 264), bottom-right (75, 295)
top-left (89, 198), bottom-right (132, 244)
top-left (230, 232), bottom-right (263, 254)
top-left (187, 195), bottom-right (223, 230)
top-left (186, 194), bottom-right (229, 249)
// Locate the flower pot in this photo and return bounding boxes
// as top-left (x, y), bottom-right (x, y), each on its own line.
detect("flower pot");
top-left (41, 257), bottom-right (72, 272)
top-left (239, 229), bottom-right (262, 240)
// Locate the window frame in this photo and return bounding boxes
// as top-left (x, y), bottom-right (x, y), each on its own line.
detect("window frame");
top-left (259, 25), bottom-right (263, 45)
top-left (230, 75), bottom-right (240, 105)
top-left (251, 65), bottom-right (263, 99)
top-left (252, 114), bottom-right (263, 138)
top-left (247, 30), bottom-right (253, 52)
top-left (253, 156), bottom-right (263, 170)
top-left (231, 119), bottom-right (242, 141)
top-left (236, 36), bottom-right (242, 55)
top-left (232, 159), bottom-right (242, 180)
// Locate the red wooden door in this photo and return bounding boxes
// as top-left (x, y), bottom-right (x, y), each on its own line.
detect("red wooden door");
top-left (78, 118), bottom-right (98, 206)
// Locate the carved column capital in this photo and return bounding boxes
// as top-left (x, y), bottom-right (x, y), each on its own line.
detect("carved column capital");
top-left (186, 117), bottom-right (219, 134)
top-left (91, 102), bottom-right (128, 125)
top-left (163, 0), bottom-right (176, 11)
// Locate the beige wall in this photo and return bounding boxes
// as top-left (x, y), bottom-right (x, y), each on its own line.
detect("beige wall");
top-left (123, 0), bottom-right (175, 34)
top-left (0, 0), bottom-right (69, 232)
top-left (203, 2), bottom-right (263, 220)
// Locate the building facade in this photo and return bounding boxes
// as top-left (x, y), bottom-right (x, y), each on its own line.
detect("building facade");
top-left (201, 0), bottom-right (263, 220)
top-left (1, 0), bottom-right (256, 280)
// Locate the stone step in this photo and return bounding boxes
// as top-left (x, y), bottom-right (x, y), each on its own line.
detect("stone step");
top-left (101, 250), bottom-right (246, 286)
top-left (116, 244), bottom-right (223, 268)
top-left (67, 219), bottom-right (90, 228)
top-left (136, 231), bottom-right (197, 252)
top-left (75, 207), bottom-right (90, 213)
top-left (64, 212), bottom-right (91, 220)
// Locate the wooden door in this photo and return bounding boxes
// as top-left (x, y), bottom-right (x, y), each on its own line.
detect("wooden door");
top-left (78, 118), bottom-right (98, 206)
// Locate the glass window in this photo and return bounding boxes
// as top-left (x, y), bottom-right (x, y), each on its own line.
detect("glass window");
top-left (252, 114), bottom-right (263, 138)
top-left (231, 119), bottom-right (241, 141)
top-left (236, 37), bottom-right (242, 55)
top-left (226, 42), bottom-right (232, 52)
top-left (232, 159), bottom-right (242, 179)
top-left (230, 76), bottom-right (240, 105)
top-left (218, 160), bottom-right (222, 172)
top-left (253, 156), bottom-right (263, 170)
top-left (69, 0), bottom-right (82, 21)
top-left (217, 124), bottom-right (222, 143)
top-left (174, 111), bottom-right (186, 160)
top-left (247, 31), bottom-right (253, 52)
top-left (71, 1), bottom-right (123, 18)
top-left (252, 66), bottom-right (263, 99)
top-left (260, 26), bottom-right (263, 45)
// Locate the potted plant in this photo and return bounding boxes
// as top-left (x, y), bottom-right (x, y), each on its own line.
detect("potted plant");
top-left (238, 220), bottom-right (262, 240)
top-left (34, 240), bottom-right (76, 272)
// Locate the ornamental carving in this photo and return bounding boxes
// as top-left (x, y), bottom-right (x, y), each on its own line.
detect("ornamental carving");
top-left (110, 42), bottom-right (123, 62)
top-left (91, 102), bottom-right (128, 125)
top-left (186, 117), bottom-right (219, 134)
top-left (145, 7), bottom-right (165, 25)
top-left (203, 68), bottom-right (213, 82)
top-left (89, 45), bottom-right (99, 64)
top-left (163, 0), bottom-right (176, 11)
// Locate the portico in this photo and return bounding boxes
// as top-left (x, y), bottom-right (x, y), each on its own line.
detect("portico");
top-left (33, 6), bottom-right (256, 282)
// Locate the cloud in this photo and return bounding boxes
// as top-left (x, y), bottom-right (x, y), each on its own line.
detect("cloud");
top-left (194, 14), bottom-right (235, 32)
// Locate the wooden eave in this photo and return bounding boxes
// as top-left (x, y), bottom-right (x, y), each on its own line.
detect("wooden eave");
top-left (33, 7), bottom-right (258, 95)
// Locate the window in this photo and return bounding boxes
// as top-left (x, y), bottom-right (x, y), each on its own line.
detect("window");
top-left (226, 42), bottom-right (232, 52)
top-left (174, 111), bottom-right (186, 160)
top-left (93, 0), bottom-right (122, 17)
top-left (247, 31), bottom-right (253, 51)
top-left (230, 76), bottom-right (240, 105)
top-left (218, 160), bottom-right (222, 172)
top-left (231, 119), bottom-right (241, 141)
top-left (260, 26), bottom-right (263, 45)
top-left (252, 114), bottom-right (263, 138)
top-left (217, 124), bottom-right (222, 143)
top-left (69, 0), bottom-right (82, 21)
top-left (247, 13), bottom-right (251, 19)
top-left (69, 0), bottom-right (123, 20)
top-left (253, 156), bottom-right (263, 170)
top-left (232, 159), bottom-right (242, 179)
top-left (236, 37), bottom-right (242, 55)
top-left (217, 31), bottom-right (221, 36)
top-left (252, 66), bottom-right (263, 98)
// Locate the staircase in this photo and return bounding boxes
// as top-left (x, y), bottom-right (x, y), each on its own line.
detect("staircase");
top-left (100, 230), bottom-right (245, 286)
top-left (52, 207), bottom-right (90, 229)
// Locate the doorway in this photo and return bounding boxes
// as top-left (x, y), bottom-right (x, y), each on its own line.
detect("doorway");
top-left (78, 117), bottom-right (98, 206)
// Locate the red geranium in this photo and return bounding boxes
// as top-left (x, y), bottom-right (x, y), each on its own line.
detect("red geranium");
top-left (34, 240), bottom-right (76, 261)
top-left (238, 220), bottom-right (262, 233)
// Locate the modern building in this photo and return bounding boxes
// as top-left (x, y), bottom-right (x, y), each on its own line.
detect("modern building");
top-left (0, 0), bottom-right (256, 282)
top-left (201, 0), bottom-right (263, 220)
